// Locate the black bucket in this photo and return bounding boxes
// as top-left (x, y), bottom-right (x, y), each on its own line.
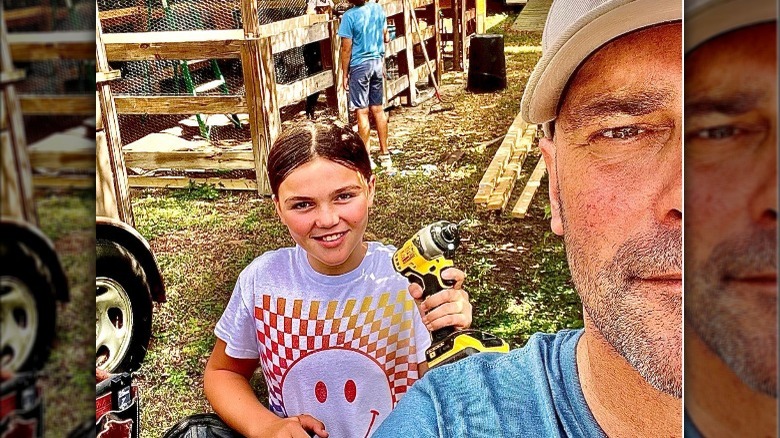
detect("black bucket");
top-left (467, 34), bottom-right (507, 92)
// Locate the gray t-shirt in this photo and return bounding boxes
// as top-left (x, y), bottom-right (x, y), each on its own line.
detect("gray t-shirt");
top-left (215, 242), bottom-right (431, 438)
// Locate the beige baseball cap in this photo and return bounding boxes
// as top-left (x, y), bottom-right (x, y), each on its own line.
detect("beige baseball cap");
top-left (686, 0), bottom-right (776, 52)
top-left (520, 0), bottom-right (681, 126)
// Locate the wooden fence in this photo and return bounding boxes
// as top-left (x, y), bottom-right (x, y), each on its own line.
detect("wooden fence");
top-left (96, 0), bottom-right (481, 195)
top-left (4, 3), bottom-right (95, 189)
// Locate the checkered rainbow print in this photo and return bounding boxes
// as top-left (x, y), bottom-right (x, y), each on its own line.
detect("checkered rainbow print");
top-left (254, 290), bottom-right (424, 415)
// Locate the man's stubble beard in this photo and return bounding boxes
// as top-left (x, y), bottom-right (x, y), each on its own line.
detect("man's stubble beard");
top-left (686, 229), bottom-right (778, 397)
top-left (557, 185), bottom-right (683, 398)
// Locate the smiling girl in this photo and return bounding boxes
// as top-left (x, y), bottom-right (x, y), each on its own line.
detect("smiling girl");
top-left (203, 121), bottom-right (472, 438)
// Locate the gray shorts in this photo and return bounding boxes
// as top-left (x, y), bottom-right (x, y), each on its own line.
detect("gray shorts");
top-left (348, 58), bottom-right (384, 110)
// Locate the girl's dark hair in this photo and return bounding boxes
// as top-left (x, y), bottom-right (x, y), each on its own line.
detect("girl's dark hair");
top-left (267, 121), bottom-right (372, 196)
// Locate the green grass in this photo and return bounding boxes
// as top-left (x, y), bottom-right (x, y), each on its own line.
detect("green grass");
top-left (36, 192), bottom-right (94, 241)
top-left (34, 190), bottom-right (94, 437)
top-left (133, 195), bottom-right (224, 239)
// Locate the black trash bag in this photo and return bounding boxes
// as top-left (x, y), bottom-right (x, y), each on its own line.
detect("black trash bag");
top-left (162, 414), bottom-right (244, 438)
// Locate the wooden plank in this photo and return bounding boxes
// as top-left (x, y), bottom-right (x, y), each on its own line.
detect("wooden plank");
top-left (114, 96), bottom-right (248, 114)
top-left (33, 174), bottom-right (94, 189)
top-left (0, 69), bottom-right (25, 84)
top-left (256, 14), bottom-right (328, 38)
top-left (96, 16), bottom-right (134, 225)
top-left (96, 70), bottom-right (122, 83)
top-left (433, 0), bottom-right (442, 85)
top-left (403, 0), bottom-right (418, 105)
top-left (242, 0), bottom-right (275, 195)
top-left (123, 135), bottom-right (256, 170)
top-left (7, 31), bottom-right (94, 60)
top-left (29, 132), bottom-right (95, 170)
top-left (19, 95), bottom-right (93, 115)
top-left (510, 0), bottom-right (553, 32)
top-left (386, 34), bottom-right (407, 55)
top-left (486, 150), bottom-right (526, 210)
top-left (103, 30), bottom-right (244, 61)
top-left (382, 0), bottom-right (405, 17)
top-left (271, 20), bottom-right (330, 53)
top-left (3, 6), bottom-right (47, 23)
top-left (98, 6), bottom-right (142, 21)
top-left (386, 75), bottom-right (409, 100)
top-left (276, 71), bottom-right (334, 107)
top-left (1, 17), bottom-right (36, 224)
top-left (511, 156), bottom-right (546, 218)
top-left (414, 59), bottom-right (436, 80)
top-left (128, 176), bottom-right (258, 191)
top-left (412, 0), bottom-right (435, 7)
top-left (410, 24), bottom-right (435, 45)
top-left (329, 19), bottom-right (348, 122)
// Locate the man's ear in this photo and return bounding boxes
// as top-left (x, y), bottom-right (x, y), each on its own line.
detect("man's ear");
top-left (366, 175), bottom-right (376, 208)
top-left (540, 137), bottom-right (564, 236)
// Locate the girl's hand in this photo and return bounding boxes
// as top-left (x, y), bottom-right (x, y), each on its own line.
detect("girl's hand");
top-left (259, 414), bottom-right (328, 438)
top-left (409, 268), bottom-right (473, 332)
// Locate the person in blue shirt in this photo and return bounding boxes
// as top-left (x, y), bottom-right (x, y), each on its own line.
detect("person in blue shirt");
top-left (684, 0), bottom-right (777, 436)
top-left (372, 0), bottom-right (683, 436)
top-left (338, 0), bottom-right (393, 171)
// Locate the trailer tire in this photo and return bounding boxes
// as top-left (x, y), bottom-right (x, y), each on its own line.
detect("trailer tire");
top-left (0, 238), bottom-right (56, 372)
top-left (96, 239), bottom-right (153, 373)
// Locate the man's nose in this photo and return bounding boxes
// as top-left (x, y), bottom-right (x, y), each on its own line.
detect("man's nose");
top-left (750, 137), bottom-right (778, 229)
top-left (657, 130), bottom-right (682, 225)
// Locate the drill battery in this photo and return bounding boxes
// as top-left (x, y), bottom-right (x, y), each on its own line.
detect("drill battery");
top-left (426, 329), bottom-right (508, 368)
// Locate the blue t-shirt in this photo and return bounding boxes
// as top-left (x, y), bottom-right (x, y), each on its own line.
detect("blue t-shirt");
top-left (338, 2), bottom-right (386, 68)
top-left (684, 411), bottom-right (703, 437)
top-left (371, 329), bottom-right (606, 438)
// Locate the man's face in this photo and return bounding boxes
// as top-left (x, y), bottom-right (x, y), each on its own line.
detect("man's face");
top-left (540, 23), bottom-right (683, 397)
top-left (684, 23), bottom-right (777, 396)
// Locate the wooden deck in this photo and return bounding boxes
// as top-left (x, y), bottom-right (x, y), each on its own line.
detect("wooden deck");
top-left (510, 0), bottom-right (553, 32)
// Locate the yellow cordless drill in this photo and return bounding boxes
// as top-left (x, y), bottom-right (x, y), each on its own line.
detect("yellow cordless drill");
top-left (392, 221), bottom-right (509, 368)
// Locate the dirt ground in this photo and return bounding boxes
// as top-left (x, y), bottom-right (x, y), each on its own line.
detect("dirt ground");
top-left (130, 11), bottom-right (583, 436)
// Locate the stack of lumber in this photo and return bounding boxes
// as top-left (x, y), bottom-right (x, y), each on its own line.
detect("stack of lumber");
top-left (474, 113), bottom-right (537, 211)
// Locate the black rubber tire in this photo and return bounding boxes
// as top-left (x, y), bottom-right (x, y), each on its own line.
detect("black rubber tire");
top-left (0, 238), bottom-right (57, 372)
top-left (96, 239), bottom-right (153, 373)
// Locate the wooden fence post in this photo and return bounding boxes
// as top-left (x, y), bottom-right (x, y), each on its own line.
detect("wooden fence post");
top-left (1, 16), bottom-right (36, 224)
top-left (241, 0), bottom-right (279, 196)
top-left (328, 18), bottom-right (348, 122)
top-left (96, 16), bottom-right (134, 225)
top-left (402, 0), bottom-right (418, 105)
top-left (433, 0), bottom-right (442, 85)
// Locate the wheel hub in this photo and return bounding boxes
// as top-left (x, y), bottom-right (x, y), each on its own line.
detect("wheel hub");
top-left (0, 276), bottom-right (39, 372)
top-left (96, 277), bottom-right (134, 371)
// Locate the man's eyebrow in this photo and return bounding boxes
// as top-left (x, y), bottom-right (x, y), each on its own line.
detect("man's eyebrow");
top-left (563, 90), bottom-right (671, 131)
top-left (685, 91), bottom-right (762, 118)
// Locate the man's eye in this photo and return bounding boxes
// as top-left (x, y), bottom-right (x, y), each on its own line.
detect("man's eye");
top-left (695, 125), bottom-right (739, 139)
top-left (599, 126), bottom-right (646, 139)
top-left (336, 193), bottom-right (356, 201)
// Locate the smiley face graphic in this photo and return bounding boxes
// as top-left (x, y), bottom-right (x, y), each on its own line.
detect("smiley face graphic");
top-left (281, 348), bottom-right (393, 438)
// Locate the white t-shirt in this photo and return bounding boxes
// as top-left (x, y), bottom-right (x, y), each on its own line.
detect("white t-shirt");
top-left (215, 242), bottom-right (431, 438)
